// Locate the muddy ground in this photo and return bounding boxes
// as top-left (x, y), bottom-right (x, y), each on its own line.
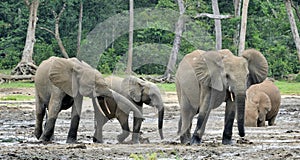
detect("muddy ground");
top-left (0, 88), bottom-right (299, 159)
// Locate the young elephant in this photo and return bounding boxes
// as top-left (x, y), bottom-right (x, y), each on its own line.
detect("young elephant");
top-left (93, 76), bottom-right (164, 143)
top-left (34, 57), bottom-right (143, 143)
top-left (245, 79), bottom-right (281, 127)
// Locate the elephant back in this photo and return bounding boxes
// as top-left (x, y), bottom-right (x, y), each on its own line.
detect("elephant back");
top-left (259, 80), bottom-right (281, 120)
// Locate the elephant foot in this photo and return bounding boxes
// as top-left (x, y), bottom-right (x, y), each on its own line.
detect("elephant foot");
top-left (34, 129), bottom-right (42, 140)
top-left (93, 137), bottom-right (103, 143)
top-left (190, 135), bottom-right (202, 145)
top-left (66, 138), bottom-right (78, 144)
top-left (222, 138), bottom-right (233, 145)
top-left (131, 133), bottom-right (140, 144)
top-left (180, 135), bottom-right (191, 145)
top-left (39, 135), bottom-right (52, 142)
top-left (236, 137), bottom-right (252, 144)
top-left (117, 131), bottom-right (130, 143)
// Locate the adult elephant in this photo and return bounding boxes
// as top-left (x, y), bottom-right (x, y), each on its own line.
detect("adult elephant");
top-left (34, 57), bottom-right (143, 143)
top-left (245, 79), bottom-right (281, 127)
top-left (176, 49), bottom-right (268, 145)
top-left (93, 76), bottom-right (164, 143)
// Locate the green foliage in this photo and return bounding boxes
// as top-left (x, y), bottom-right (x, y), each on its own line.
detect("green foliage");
top-left (0, 0), bottom-right (299, 78)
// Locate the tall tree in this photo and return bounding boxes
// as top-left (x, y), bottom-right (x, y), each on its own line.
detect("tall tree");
top-left (212, 0), bottom-right (222, 50)
top-left (163, 0), bottom-right (185, 81)
top-left (77, 1), bottom-right (83, 56)
top-left (126, 0), bottom-right (134, 74)
top-left (285, 0), bottom-right (300, 61)
top-left (233, 0), bottom-right (242, 54)
top-left (238, 0), bottom-right (249, 56)
top-left (11, 0), bottom-right (39, 75)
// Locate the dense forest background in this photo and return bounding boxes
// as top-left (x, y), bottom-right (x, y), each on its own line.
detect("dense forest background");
top-left (0, 0), bottom-right (299, 79)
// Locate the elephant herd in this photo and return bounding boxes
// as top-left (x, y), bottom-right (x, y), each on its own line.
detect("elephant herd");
top-left (34, 49), bottom-right (281, 145)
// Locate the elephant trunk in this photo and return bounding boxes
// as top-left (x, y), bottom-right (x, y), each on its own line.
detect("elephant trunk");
top-left (236, 94), bottom-right (246, 138)
top-left (110, 89), bottom-right (144, 119)
top-left (157, 105), bottom-right (164, 140)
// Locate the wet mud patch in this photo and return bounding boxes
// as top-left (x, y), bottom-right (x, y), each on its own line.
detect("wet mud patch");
top-left (0, 92), bottom-right (299, 159)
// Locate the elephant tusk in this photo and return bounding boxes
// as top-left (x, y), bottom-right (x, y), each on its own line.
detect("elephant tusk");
top-left (94, 98), bottom-right (106, 116)
top-left (230, 92), bottom-right (234, 101)
top-left (228, 86), bottom-right (234, 101)
top-left (104, 98), bottom-right (111, 114)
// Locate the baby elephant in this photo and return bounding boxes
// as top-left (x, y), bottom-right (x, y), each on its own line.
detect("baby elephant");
top-left (245, 79), bottom-right (281, 127)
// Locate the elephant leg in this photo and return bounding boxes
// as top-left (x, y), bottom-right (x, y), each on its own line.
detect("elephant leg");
top-left (268, 117), bottom-right (276, 126)
top-left (34, 95), bottom-right (46, 140)
top-left (39, 93), bottom-right (63, 142)
top-left (222, 100), bottom-right (235, 145)
top-left (67, 95), bottom-right (83, 143)
top-left (179, 95), bottom-right (196, 144)
top-left (93, 104), bottom-right (109, 143)
top-left (132, 106), bottom-right (143, 144)
top-left (116, 111), bottom-right (130, 143)
top-left (191, 93), bottom-right (211, 144)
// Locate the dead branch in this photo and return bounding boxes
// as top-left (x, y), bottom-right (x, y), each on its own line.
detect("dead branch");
top-left (40, 3), bottom-right (68, 58)
top-left (195, 13), bottom-right (233, 19)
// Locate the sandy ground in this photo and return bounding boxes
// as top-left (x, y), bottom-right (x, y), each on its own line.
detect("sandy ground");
top-left (0, 88), bottom-right (299, 159)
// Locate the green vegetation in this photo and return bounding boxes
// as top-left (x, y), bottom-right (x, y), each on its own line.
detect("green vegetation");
top-left (0, 94), bottom-right (34, 101)
top-left (0, 0), bottom-right (299, 78)
top-left (129, 152), bottom-right (158, 160)
top-left (157, 83), bottom-right (176, 92)
top-left (0, 82), bottom-right (34, 88)
top-left (1, 80), bottom-right (299, 95)
top-left (275, 81), bottom-right (300, 95)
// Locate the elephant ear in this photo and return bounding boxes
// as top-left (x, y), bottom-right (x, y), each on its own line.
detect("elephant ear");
top-left (242, 49), bottom-right (268, 87)
top-left (76, 67), bottom-right (98, 97)
top-left (122, 76), bottom-right (143, 102)
top-left (49, 57), bottom-right (80, 97)
top-left (194, 51), bottom-right (226, 91)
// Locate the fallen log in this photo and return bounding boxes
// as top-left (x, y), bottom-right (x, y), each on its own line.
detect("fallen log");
top-left (0, 74), bottom-right (35, 84)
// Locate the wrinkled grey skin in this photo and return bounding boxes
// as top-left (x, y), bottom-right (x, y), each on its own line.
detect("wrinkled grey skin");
top-left (93, 76), bottom-right (164, 143)
top-left (34, 57), bottom-right (143, 143)
top-left (245, 79), bottom-right (281, 127)
top-left (176, 49), bottom-right (268, 145)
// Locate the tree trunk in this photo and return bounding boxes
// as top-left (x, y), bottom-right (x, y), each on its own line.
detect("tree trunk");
top-left (126, 0), bottom-right (134, 74)
top-left (163, 0), bottom-right (185, 81)
top-left (238, 0), bottom-right (249, 56)
top-left (233, 0), bottom-right (242, 54)
top-left (212, 0), bottom-right (222, 50)
top-left (76, 1), bottom-right (83, 56)
top-left (291, 0), bottom-right (300, 22)
top-left (286, 0), bottom-right (300, 62)
top-left (11, 0), bottom-right (39, 75)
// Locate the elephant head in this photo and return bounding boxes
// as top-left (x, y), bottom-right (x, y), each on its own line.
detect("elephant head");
top-left (121, 76), bottom-right (164, 139)
top-left (245, 91), bottom-right (272, 127)
top-left (218, 49), bottom-right (268, 143)
top-left (49, 57), bottom-right (143, 118)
